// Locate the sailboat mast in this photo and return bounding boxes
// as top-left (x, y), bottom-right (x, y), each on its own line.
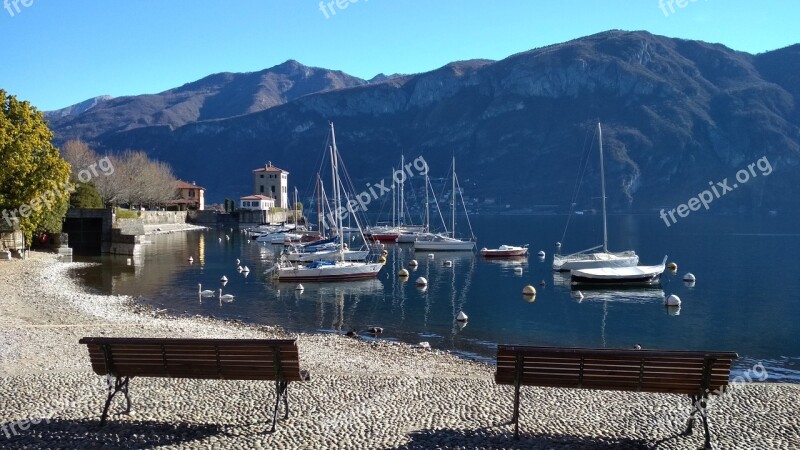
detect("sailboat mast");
top-left (329, 122), bottom-right (344, 259)
top-left (598, 122), bottom-right (608, 252)
top-left (425, 171), bottom-right (430, 232)
top-left (391, 166), bottom-right (396, 228)
top-left (400, 154), bottom-right (404, 226)
top-left (452, 156), bottom-right (456, 238)
top-left (316, 174), bottom-right (322, 236)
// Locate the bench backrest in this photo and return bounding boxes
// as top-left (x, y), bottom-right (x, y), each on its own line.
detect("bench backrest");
top-left (496, 345), bottom-right (737, 396)
top-left (79, 337), bottom-right (306, 381)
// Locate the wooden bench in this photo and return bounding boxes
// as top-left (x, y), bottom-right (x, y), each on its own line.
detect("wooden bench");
top-left (79, 337), bottom-right (310, 432)
top-left (495, 345), bottom-right (737, 449)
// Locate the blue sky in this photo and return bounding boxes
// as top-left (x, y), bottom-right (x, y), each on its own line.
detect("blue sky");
top-left (1, 0), bottom-right (797, 111)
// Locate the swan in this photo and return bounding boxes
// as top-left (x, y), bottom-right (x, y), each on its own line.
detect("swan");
top-left (198, 283), bottom-right (215, 297)
top-left (218, 289), bottom-right (234, 302)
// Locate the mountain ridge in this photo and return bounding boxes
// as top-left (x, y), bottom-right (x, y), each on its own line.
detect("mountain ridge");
top-left (48, 30), bottom-right (800, 213)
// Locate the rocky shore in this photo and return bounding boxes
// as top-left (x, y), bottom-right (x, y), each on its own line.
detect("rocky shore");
top-left (0, 253), bottom-right (798, 449)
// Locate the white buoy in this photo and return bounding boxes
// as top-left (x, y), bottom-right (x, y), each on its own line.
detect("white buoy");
top-left (187, 256), bottom-right (194, 262)
top-left (295, 283), bottom-right (304, 291)
top-left (126, 258), bottom-right (132, 266)
top-left (428, 253), bottom-right (434, 259)
top-left (220, 275), bottom-right (228, 282)
top-left (237, 265), bottom-right (243, 272)
top-left (398, 268), bottom-right (409, 277)
top-left (415, 277), bottom-right (428, 286)
top-left (235, 258), bottom-right (241, 265)
top-left (456, 311), bottom-right (468, 322)
top-left (409, 260), bottom-right (418, 267)
top-left (443, 260), bottom-right (453, 267)
top-left (537, 251), bottom-right (545, 258)
top-left (523, 285), bottom-right (537, 295)
top-left (242, 266), bottom-right (250, 273)
top-left (514, 267), bottom-right (523, 274)
top-left (668, 262), bottom-right (678, 271)
top-left (665, 294), bottom-right (681, 306)
top-left (683, 273), bottom-right (696, 282)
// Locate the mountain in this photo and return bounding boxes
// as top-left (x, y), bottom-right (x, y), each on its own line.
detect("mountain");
top-left (48, 31), bottom-right (800, 213)
top-left (47, 60), bottom-right (367, 143)
top-left (45, 95), bottom-right (113, 119)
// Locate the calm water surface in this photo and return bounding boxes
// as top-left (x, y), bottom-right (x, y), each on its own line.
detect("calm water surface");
top-left (73, 213), bottom-right (800, 382)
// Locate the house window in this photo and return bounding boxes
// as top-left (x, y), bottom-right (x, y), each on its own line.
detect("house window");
top-left (189, 190), bottom-right (195, 198)
top-left (260, 174), bottom-right (264, 178)
top-left (271, 186), bottom-right (275, 193)
top-left (260, 185), bottom-right (264, 193)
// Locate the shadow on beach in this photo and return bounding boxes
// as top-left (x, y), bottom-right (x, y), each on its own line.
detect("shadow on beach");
top-left (392, 425), bottom-right (653, 450)
top-left (0, 418), bottom-right (224, 449)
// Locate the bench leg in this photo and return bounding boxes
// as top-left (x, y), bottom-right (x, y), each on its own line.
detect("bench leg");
top-left (270, 380), bottom-right (289, 433)
top-left (100, 376), bottom-right (130, 426)
top-left (684, 395), bottom-right (712, 449)
top-left (512, 379), bottom-right (521, 439)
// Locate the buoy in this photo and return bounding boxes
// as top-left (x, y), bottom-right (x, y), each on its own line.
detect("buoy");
top-left (523, 285), bottom-right (537, 295)
top-left (242, 266), bottom-right (250, 273)
top-left (398, 269), bottom-right (409, 277)
top-left (225, 235), bottom-right (230, 240)
top-left (235, 258), bottom-right (241, 265)
top-left (187, 256), bottom-right (194, 262)
top-left (415, 277), bottom-right (428, 286)
top-left (408, 259), bottom-right (418, 267)
top-left (443, 260), bottom-right (453, 267)
top-left (126, 258), bottom-right (132, 266)
top-left (667, 262), bottom-right (678, 271)
top-left (456, 311), bottom-right (468, 322)
top-left (514, 267), bottom-right (523, 274)
top-left (368, 326), bottom-right (383, 334)
top-left (538, 251), bottom-right (545, 258)
top-left (427, 253), bottom-right (434, 259)
top-left (665, 294), bottom-right (681, 306)
top-left (237, 265), bottom-right (243, 272)
top-left (220, 275), bottom-right (228, 282)
top-left (683, 273), bottom-right (696, 282)
top-left (295, 283), bottom-right (304, 291)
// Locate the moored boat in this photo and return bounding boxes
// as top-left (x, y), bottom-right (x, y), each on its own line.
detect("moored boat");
top-left (480, 244), bottom-right (529, 258)
top-left (570, 256), bottom-right (668, 287)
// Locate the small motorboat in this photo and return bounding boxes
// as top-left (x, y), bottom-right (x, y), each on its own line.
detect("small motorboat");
top-left (480, 244), bottom-right (529, 258)
top-left (570, 256), bottom-right (668, 288)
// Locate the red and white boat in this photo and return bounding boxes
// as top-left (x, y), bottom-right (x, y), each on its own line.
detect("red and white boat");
top-left (480, 244), bottom-right (529, 258)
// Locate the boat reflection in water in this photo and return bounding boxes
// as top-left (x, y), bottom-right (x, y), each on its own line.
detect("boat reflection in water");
top-left (571, 288), bottom-right (666, 304)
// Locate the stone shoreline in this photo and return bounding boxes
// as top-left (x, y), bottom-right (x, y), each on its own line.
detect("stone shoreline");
top-left (0, 252), bottom-right (797, 449)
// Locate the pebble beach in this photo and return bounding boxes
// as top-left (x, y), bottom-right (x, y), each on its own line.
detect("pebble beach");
top-left (0, 252), bottom-right (798, 449)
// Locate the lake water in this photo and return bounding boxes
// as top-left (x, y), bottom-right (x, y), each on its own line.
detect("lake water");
top-left (73, 213), bottom-right (800, 382)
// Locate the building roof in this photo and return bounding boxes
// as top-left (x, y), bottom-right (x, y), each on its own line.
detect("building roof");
top-left (240, 195), bottom-right (275, 201)
top-left (176, 180), bottom-right (206, 190)
top-left (252, 161), bottom-right (289, 174)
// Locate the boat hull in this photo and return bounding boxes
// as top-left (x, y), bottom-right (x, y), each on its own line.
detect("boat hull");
top-left (275, 262), bottom-right (383, 281)
top-left (415, 241), bottom-right (476, 251)
top-left (481, 249), bottom-right (528, 258)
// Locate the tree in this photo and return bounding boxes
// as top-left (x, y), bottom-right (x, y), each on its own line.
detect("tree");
top-left (70, 182), bottom-right (104, 208)
top-left (0, 90), bottom-right (71, 243)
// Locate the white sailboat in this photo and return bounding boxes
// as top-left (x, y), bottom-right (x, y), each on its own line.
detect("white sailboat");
top-left (553, 123), bottom-right (639, 271)
top-left (414, 157), bottom-right (476, 251)
top-left (273, 123), bottom-right (383, 281)
top-left (570, 256), bottom-right (668, 287)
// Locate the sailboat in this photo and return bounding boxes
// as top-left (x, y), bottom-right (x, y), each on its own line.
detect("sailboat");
top-left (571, 256), bottom-right (668, 287)
top-left (552, 123), bottom-right (639, 271)
top-left (272, 123), bottom-right (383, 281)
top-left (414, 157), bottom-right (476, 251)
